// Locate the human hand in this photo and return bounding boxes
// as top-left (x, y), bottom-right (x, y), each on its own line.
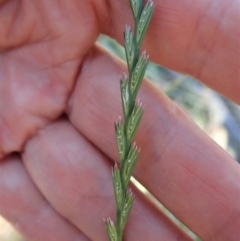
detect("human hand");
top-left (0, 0), bottom-right (239, 241)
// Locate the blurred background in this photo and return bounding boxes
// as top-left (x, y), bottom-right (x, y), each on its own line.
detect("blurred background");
top-left (1, 36), bottom-right (239, 241)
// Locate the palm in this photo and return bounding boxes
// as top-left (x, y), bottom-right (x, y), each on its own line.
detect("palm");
top-left (0, 0), bottom-right (239, 241)
top-left (0, 0), bottom-right (101, 156)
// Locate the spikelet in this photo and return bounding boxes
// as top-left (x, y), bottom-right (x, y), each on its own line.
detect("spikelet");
top-left (105, 1), bottom-right (154, 240)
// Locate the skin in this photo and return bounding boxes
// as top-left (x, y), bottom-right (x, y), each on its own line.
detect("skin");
top-left (0, 0), bottom-right (239, 240)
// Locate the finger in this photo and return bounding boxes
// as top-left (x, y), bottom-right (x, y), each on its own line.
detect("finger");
top-left (67, 46), bottom-right (240, 241)
top-left (0, 0), bottom-right (100, 52)
top-left (22, 119), bottom-right (193, 241)
top-left (0, 155), bottom-right (91, 241)
top-left (101, 0), bottom-right (240, 104)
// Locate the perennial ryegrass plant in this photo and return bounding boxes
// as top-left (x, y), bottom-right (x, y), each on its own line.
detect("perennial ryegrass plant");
top-left (104, 1), bottom-right (154, 241)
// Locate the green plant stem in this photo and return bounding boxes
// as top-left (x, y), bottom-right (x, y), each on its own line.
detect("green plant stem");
top-left (104, 1), bottom-right (154, 241)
